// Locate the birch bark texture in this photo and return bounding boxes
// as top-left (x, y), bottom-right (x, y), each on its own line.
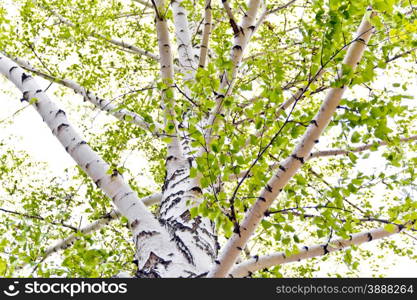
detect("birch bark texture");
top-left (0, 54), bottom-right (202, 278)
top-left (1, 0), bottom-right (416, 278)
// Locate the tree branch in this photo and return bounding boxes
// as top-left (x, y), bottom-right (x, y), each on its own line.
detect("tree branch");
top-left (0, 54), bottom-right (180, 272)
top-left (153, 0), bottom-right (183, 161)
top-left (35, 193), bottom-right (162, 265)
top-left (207, 9), bottom-right (375, 277)
top-left (309, 135), bottom-right (417, 160)
top-left (41, 4), bottom-right (159, 61)
top-left (198, 0), bottom-right (212, 69)
top-left (202, 0), bottom-right (262, 152)
top-left (0, 207), bottom-right (77, 231)
top-left (222, 0), bottom-right (240, 35)
top-left (7, 54), bottom-right (163, 135)
top-left (172, 0), bottom-right (197, 79)
top-left (229, 226), bottom-right (404, 277)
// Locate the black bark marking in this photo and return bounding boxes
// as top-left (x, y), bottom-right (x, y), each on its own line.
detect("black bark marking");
top-left (265, 184), bottom-right (273, 193)
top-left (236, 246), bottom-right (242, 251)
top-left (189, 186), bottom-right (203, 194)
top-left (136, 230), bottom-right (159, 239)
top-left (161, 197), bottom-right (182, 215)
top-left (9, 66), bottom-right (17, 74)
top-left (314, 139), bottom-right (319, 143)
top-left (55, 109), bottom-right (66, 117)
top-left (171, 232), bottom-right (195, 265)
top-left (291, 154), bottom-right (305, 164)
top-left (323, 244), bottom-right (329, 255)
top-left (187, 157), bottom-right (194, 168)
top-left (169, 175), bottom-right (190, 189)
top-left (253, 255), bottom-right (259, 262)
top-left (258, 197), bottom-right (266, 202)
top-left (264, 210), bottom-right (270, 217)
top-left (233, 223), bottom-right (241, 237)
top-left (21, 91), bottom-right (29, 102)
top-left (166, 155), bottom-right (176, 162)
top-left (193, 235), bottom-right (217, 259)
top-left (35, 89), bottom-right (42, 94)
top-left (279, 165), bottom-right (287, 172)
top-left (367, 233), bottom-right (373, 241)
top-left (136, 252), bottom-right (171, 278)
top-left (130, 219), bottom-right (140, 229)
top-left (229, 20), bottom-right (239, 35)
top-left (94, 179), bottom-right (102, 187)
top-left (310, 120), bottom-right (318, 127)
top-left (303, 246), bottom-right (309, 251)
top-left (195, 271), bottom-right (209, 278)
top-left (215, 260), bottom-right (220, 264)
top-left (111, 169), bottom-right (120, 178)
top-left (57, 123), bottom-right (69, 132)
top-left (21, 72), bottom-right (31, 83)
top-left (179, 210), bottom-right (191, 222)
top-left (161, 190), bottom-right (185, 206)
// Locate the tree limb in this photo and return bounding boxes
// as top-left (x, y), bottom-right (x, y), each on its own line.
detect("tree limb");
top-left (7, 54), bottom-right (163, 135)
top-left (202, 0), bottom-right (262, 152)
top-left (222, 0), bottom-right (240, 35)
top-left (207, 9), bottom-right (375, 277)
top-left (229, 226), bottom-right (403, 277)
top-left (153, 0), bottom-right (183, 161)
top-left (198, 0), bottom-right (212, 69)
top-left (36, 193), bottom-right (162, 265)
top-left (0, 54), bottom-right (182, 272)
top-left (0, 207), bottom-right (77, 231)
top-left (309, 135), bottom-right (417, 160)
top-left (40, 3), bottom-right (159, 61)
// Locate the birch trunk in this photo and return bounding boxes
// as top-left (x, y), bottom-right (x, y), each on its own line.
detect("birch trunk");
top-left (0, 54), bottom-right (202, 278)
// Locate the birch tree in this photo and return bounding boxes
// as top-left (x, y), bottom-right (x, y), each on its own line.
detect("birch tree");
top-left (0, 0), bottom-right (417, 278)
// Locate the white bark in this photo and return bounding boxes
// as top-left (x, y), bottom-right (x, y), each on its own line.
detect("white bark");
top-left (203, 0), bottom-right (262, 151)
top-left (171, 0), bottom-right (196, 80)
top-left (38, 193), bottom-right (162, 263)
top-left (0, 54), bottom-right (195, 278)
top-left (198, 0), bottom-right (212, 68)
top-left (8, 55), bottom-right (162, 134)
top-left (208, 9), bottom-right (375, 277)
top-left (229, 226), bottom-right (403, 277)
